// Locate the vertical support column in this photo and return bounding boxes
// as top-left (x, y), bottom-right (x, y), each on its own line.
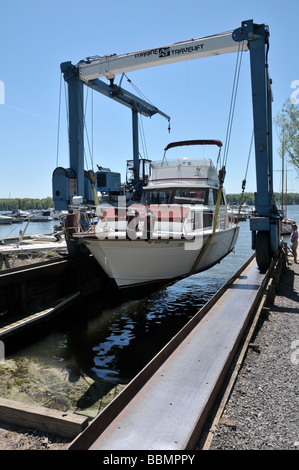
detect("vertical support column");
top-left (266, 67), bottom-right (274, 195)
top-left (247, 26), bottom-right (272, 216)
top-left (233, 20), bottom-right (280, 266)
top-left (132, 108), bottom-right (140, 193)
top-left (61, 62), bottom-right (85, 201)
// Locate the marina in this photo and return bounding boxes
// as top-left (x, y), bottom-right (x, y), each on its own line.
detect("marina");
top-left (0, 15), bottom-right (298, 452)
top-left (0, 211), bottom-right (298, 449)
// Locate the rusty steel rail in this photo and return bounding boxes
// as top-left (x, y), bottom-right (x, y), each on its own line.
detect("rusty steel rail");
top-left (69, 252), bottom-right (277, 451)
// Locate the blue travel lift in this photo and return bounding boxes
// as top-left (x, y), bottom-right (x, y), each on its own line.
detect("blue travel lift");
top-left (53, 19), bottom-right (281, 270)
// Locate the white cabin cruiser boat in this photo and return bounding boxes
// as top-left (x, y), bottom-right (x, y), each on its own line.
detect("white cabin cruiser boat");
top-left (70, 140), bottom-right (239, 294)
top-left (30, 210), bottom-right (54, 222)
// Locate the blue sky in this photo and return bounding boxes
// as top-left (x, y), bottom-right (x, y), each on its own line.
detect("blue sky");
top-left (0, 0), bottom-right (298, 199)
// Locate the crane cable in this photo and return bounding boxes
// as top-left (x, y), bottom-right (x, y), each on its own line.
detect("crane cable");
top-left (235, 130), bottom-right (254, 223)
top-left (222, 40), bottom-right (245, 170)
top-left (190, 43), bottom-right (245, 275)
top-left (226, 130), bottom-right (254, 253)
top-left (123, 73), bottom-right (150, 160)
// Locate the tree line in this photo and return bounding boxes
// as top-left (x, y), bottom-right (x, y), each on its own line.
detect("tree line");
top-left (226, 193), bottom-right (299, 206)
top-left (0, 197), bottom-right (54, 211)
top-left (1, 194), bottom-right (299, 211)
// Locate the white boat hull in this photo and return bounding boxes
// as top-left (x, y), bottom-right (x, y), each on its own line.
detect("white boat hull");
top-left (0, 216), bottom-right (13, 224)
top-left (281, 223), bottom-right (292, 235)
top-left (81, 225), bottom-right (239, 290)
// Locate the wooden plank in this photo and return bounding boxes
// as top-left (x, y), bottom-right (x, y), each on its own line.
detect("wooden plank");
top-left (0, 398), bottom-right (88, 439)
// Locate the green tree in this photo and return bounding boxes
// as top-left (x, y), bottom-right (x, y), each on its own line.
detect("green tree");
top-left (0, 198), bottom-right (54, 211)
top-left (274, 99), bottom-right (299, 173)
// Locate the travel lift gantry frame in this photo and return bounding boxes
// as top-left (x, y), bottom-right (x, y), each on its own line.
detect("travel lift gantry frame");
top-left (54, 19), bottom-right (281, 270)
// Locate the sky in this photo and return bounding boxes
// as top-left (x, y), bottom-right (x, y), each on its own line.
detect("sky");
top-left (0, 0), bottom-right (298, 199)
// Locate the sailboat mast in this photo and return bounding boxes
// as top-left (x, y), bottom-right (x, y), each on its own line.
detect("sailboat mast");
top-left (281, 147), bottom-right (284, 215)
top-left (285, 164), bottom-right (288, 217)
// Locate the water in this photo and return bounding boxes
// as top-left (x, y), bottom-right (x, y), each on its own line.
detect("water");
top-left (0, 218), bottom-right (58, 239)
top-left (2, 208), bottom-right (299, 414)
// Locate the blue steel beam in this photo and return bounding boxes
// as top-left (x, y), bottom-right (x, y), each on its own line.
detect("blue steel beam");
top-left (233, 20), bottom-right (280, 258)
top-left (132, 109), bottom-right (139, 191)
top-left (233, 21), bottom-right (273, 216)
top-left (84, 76), bottom-right (170, 119)
top-left (60, 62), bottom-right (85, 199)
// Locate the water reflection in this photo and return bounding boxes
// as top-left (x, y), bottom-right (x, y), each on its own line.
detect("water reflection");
top-left (59, 289), bottom-right (199, 386)
top-left (57, 263), bottom-right (244, 388)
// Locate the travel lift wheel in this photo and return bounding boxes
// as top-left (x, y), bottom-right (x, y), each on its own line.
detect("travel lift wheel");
top-left (255, 231), bottom-right (271, 271)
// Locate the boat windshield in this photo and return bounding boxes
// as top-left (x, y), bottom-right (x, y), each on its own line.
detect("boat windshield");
top-left (141, 189), bottom-right (173, 205)
top-left (141, 188), bottom-right (213, 205)
top-left (173, 189), bottom-right (208, 205)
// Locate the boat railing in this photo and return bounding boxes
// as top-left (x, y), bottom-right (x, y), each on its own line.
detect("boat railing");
top-left (66, 204), bottom-right (98, 234)
top-left (151, 158), bottom-right (212, 169)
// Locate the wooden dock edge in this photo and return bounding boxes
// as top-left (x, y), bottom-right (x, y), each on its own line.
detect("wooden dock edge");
top-left (0, 397), bottom-right (88, 439)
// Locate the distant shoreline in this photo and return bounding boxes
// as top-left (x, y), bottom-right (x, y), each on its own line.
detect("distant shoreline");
top-left (1, 193), bottom-right (299, 211)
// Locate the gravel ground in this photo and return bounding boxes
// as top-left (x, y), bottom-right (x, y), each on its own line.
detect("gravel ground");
top-left (0, 422), bottom-right (69, 450)
top-left (209, 255), bottom-right (299, 450)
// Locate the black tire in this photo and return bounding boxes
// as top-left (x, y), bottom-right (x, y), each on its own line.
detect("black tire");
top-left (256, 231), bottom-right (271, 270)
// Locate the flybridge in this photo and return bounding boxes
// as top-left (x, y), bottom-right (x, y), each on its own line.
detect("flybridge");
top-left (79, 31), bottom-right (248, 81)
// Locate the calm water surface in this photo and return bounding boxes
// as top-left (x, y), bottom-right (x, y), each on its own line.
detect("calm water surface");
top-left (0, 218), bottom-right (59, 239)
top-left (5, 206), bottom-right (299, 390)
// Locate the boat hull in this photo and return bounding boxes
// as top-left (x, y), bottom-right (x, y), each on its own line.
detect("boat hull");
top-left (81, 225), bottom-right (239, 292)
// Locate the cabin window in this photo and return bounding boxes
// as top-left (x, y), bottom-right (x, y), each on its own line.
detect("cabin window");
top-left (203, 211), bottom-right (213, 227)
top-left (141, 190), bottom-right (172, 205)
top-left (174, 189), bottom-right (208, 205)
top-left (191, 210), bottom-right (213, 229)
